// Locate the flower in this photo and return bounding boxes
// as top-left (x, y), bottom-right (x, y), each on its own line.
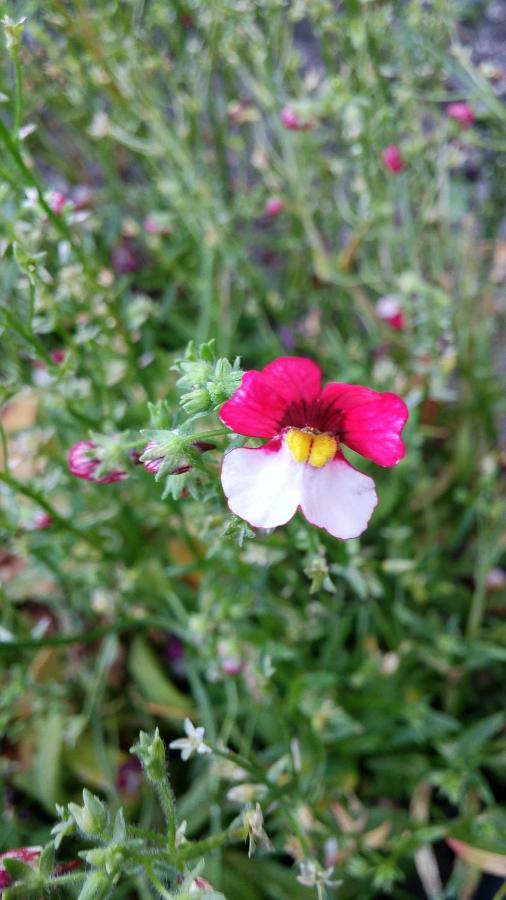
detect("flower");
top-left (381, 145), bottom-right (404, 174)
top-left (111, 238), bottom-right (143, 274)
top-left (169, 717), bottom-right (212, 761)
top-left (447, 101), bottom-right (475, 128)
top-left (297, 858), bottom-right (342, 889)
top-left (376, 295), bottom-right (407, 331)
top-left (67, 440), bottom-right (128, 484)
top-left (264, 196), bottom-right (284, 218)
top-left (0, 847), bottom-right (41, 889)
top-left (219, 357), bottom-right (408, 540)
top-left (30, 511), bottom-right (53, 530)
top-left (280, 105), bottom-right (315, 131)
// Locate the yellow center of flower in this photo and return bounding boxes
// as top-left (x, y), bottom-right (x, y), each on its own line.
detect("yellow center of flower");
top-left (285, 428), bottom-right (337, 468)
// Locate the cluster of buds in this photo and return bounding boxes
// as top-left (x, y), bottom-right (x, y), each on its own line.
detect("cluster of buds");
top-left (141, 436), bottom-right (215, 480)
top-left (173, 341), bottom-right (243, 416)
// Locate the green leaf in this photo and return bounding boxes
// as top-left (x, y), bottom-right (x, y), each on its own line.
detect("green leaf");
top-left (128, 635), bottom-right (193, 720)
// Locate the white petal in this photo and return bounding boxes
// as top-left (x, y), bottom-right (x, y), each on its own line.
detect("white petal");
top-left (300, 455), bottom-right (377, 540)
top-left (221, 441), bottom-right (304, 529)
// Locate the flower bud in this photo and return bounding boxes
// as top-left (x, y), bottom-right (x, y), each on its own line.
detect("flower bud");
top-left (77, 869), bottom-right (111, 900)
top-left (2, 16), bottom-right (26, 51)
top-left (264, 196), bottom-right (284, 218)
top-left (280, 105), bottom-right (316, 131)
top-left (67, 441), bottom-right (128, 484)
top-left (376, 295), bottom-right (406, 331)
top-left (446, 101), bottom-right (475, 128)
top-left (130, 728), bottom-right (167, 783)
top-left (381, 145), bottom-right (404, 174)
top-left (68, 790), bottom-right (107, 837)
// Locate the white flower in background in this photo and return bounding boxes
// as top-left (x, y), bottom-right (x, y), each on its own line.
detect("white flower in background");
top-left (297, 858), bottom-right (342, 889)
top-left (226, 783), bottom-right (268, 804)
top-left (169, 718), bottom-right (212, 761)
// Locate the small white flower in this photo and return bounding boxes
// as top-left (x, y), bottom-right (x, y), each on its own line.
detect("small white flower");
top-left (296, 859), bottom-right (342, 889)
top-left (169, 718), bottom-right (212, 761)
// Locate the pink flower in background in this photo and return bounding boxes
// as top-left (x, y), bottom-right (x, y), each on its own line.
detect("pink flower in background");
top-left (67, 440), bottom-right (128, 484)
top-left (116, 757), bottom-right (143, 795)
top-left (0, 847), bottom-right (41, 889)
top-left (376, 296), bottom-right (407, 331)
top-left (50, 349), bottom-right (66, 364)
top-left (447, 102), bottom-right (475, 128)
top-left (51, 191), bottom-right (68, 214)
top-left (280, 105), bottom-right (315, 131)
top-left (220, 357), bottom-right (408, 539)
top-left (264, 196), bottom-right (284, 218)
top-left (111, 238), bottom-right (143, 274)
top-left (31, 512), bottom-right (53, 530)
top-left (381, 145), bottom-right (404, 174)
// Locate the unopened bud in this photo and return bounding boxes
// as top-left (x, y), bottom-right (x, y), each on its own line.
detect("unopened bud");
top-left (68, 790), bottom-right (107, 837)
top-left (130, 728), bottom-right (166, 783)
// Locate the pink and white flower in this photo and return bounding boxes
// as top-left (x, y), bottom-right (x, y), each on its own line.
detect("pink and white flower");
top-left (0, 847), bottom-right (41, 889)
top-left (219, 357), bottom-right (408, 540)
top-left (67, 440), bottom-right (128, 484)
top-left (376, 295), bottom-right (407, 331)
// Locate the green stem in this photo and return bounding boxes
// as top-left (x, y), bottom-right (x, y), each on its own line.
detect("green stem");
top-left (0, 615), bottom-right (166, 654)
top-left (158, 779), bottom-right (177, 853)
top-left (0, 469), bottom-right (103, 551)
top-left (179, 826), bottom-right (246, 862)
top-left (143, 864), bottom-right (173, 900)
top-left (0, 419), bottom-right (9, 473)
top-left (12, 49), bottom-right (23, 138)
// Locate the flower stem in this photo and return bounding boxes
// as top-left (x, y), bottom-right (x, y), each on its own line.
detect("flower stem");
top-left (157, 779), bottom-right (177, 853)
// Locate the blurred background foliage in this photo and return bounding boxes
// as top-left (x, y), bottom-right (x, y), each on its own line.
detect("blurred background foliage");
top-left (0, 0), bottom-right (505, 897)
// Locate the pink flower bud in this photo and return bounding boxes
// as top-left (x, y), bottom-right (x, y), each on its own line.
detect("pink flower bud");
top-left (111, 238), bottom-right (143, 274)
top-left (280, 105), bottom-right (315, 131)
top-left (376, 295), bottom-right (407, 331)
top-left (381, 145), bottom-right (404, 174)
top-left (67, 440), bottom-right (128, 484)
top-left (51, 191), bottom-right (68, 214)
top-left (446, 102), bottom-right (475, 128)
top-left (50, 349), bottom-right (66, 365)
top-left (31, 512), bottom-right (53, 530)
top-left (222, 658), bottom-right (243, 676)
top-left (264, 196), bottom-right (284, 218)
top-left (485, 567), bottom-right (505, 592)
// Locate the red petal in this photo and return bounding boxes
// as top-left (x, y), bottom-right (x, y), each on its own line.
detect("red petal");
top-left (320, 384), bottom-right (408, 466)
top-left (220, 357), bottom-right (322, 438)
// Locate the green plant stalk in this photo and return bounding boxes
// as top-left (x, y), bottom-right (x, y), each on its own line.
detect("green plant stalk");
top-left (0, 469), bottom-right (103, 551)
top-left (157, 779), bottom-right (177, 853)
top-left (12, 48), bottom-right (23, 138)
